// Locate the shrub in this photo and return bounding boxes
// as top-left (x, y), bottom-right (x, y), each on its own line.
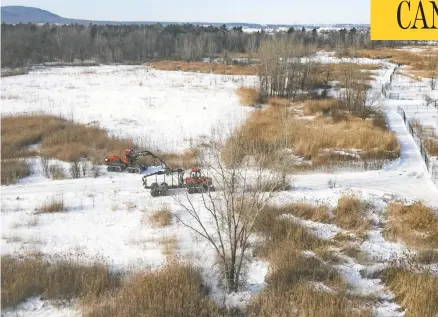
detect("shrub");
top-left (49, 164), bottom-right (66, 180)
top-left (149, 205), bottom-right (172, 227)
top-left (1, 160), bottom-right (30, 185)
top-left (37, 196), bottom-right (65, 213)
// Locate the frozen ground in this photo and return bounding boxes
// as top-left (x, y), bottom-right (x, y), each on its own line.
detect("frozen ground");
top-left (1, 57), bottom-right (438, 316)
top-left (0, 65), bottom-right (257, 152)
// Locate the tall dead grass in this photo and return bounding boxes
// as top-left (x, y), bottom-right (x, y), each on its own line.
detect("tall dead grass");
top-left (1, 256), bottom-right (118, 309)
top-left (149, 205), bottom-right (172, 227)
top-left (222, 106), bottom-right (399, 168)
top-left (280, 202), bottom-right (331, 223)
top-left (384, 201), bottom-right (438, 248)
top-left (1, 159), bottom-right (30, 185)
top-left (249, 203), bottom-right (372, 317)
top-left (37, 196), bottom-right (65, 213)
top-left (1, 114), bottom-right (133, 163)
top-left (355, 48), bottom-right (438, 79)
top-left (2, 256), bottom-right (223, 317)
top-left (334, 195), bottom-right (371, 232)
top-left (147, 61), bottom-right (258, 76)
top-left (83, 263), bottom-right (220, 317)
top-left (381, 267), bottom-right (438, 317)
top-left (236, 87), bottom-right (261, 106)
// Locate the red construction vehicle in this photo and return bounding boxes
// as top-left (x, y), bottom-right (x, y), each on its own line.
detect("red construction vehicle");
top-left (184, 167), bottom-right (215, 194)
top-left (142, 167), bottom-right (214, 196)
top-left (104, 149), bottom-right (167, 174)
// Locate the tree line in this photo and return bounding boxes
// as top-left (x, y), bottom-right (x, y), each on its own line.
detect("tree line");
top-left (1, 22), bottom-right (415, 68)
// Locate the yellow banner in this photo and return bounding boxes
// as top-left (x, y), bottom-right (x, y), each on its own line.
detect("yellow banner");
top-left (371, 0), bottom-right (438, 40)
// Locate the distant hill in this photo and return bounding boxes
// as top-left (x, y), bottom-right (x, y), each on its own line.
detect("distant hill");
top-left (1, 5), bottom-right (368, 30)
top-left (1, 6), bottom-right (67, 24)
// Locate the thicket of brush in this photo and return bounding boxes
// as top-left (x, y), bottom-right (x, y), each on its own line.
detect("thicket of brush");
top-left (1, 159), bottom-right (30, 185)
top-left (249, 203), bottom-right (373, 317)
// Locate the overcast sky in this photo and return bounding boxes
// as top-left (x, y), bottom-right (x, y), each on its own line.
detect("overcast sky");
top-left (1, 0), bottom-right (369, 24)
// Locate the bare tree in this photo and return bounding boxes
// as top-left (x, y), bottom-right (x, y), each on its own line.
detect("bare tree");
top-left (69, 160), bottom-right (81, 179)
top-left (172, 129), bottom-right (290, 293)
top-left (40, 155), bottom-right (50, 178)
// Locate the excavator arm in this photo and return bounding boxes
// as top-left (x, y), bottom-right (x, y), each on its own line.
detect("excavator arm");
top-left (133, 150), bottom-right (167, 168)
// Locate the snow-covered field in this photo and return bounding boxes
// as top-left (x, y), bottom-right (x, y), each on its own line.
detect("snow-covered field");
top-left (1, 56), bottom-right (438, 316)
top-left (0, 66), bottom-right (257, 152)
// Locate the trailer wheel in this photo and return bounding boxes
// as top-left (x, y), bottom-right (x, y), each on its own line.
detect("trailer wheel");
top-left (187, 187), bottom-right (195, 194)
top-left (151, 189), bottom-right (160, 197)
top-left (160, 183), bottom-right (168, 195)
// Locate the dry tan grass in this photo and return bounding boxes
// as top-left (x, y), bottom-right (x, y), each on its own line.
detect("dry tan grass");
top-left (303, 99), bottom-right (339, 116)
top-left (356, 48), bottom-right (438, 79)
top-left (161, 148), bottom-right (198, 169)
top-left (249, 203), bottom-right (372, 317)
top-left (222, 106), bottom-right (400, 167)
top-left (147, 60), bottom-right (258, 76)
top-left (416, 249), bottom-right (438, 264)
top-left (280, 202), bottom-right (331, 223)
top-left (1, 256), bottom-right (118, 309)
top-left (236, 87), bottom-right (261, 106)
top-left (334, 195), bottom-right (371, 232)
top-left (37, 196), bottom-right (65, 213)
top-left (307, 62), bottom-right (379, 90)
top-left (1, 114), bottom-right (133, 163)
top-left (381, 267), bottom-right (438, 317)
top-left (267, 97), bottom-right (295, 108)
top-left (384, 201), bottom-right (438, 248)
top-left (1, 159), bottom-right (30, 185)
top-left (248, 283), bottom-right (372, 317)
top-left (83, 262), bottom-right (221, 317)
top-left (149, 205), bottom-right (172, 227)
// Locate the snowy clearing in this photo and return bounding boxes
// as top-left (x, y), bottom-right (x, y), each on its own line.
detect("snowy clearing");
top-left (1, 54), bottom-right (438, 316)
top-left (0, 66), bottom-right (257, 152)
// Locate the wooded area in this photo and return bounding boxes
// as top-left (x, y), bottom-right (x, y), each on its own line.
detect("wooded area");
top-left (1, 23), bottom-right (411, 68)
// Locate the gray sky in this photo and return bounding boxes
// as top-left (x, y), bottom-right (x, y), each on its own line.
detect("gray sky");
top-left (1, 0), bottom-right (369, 24)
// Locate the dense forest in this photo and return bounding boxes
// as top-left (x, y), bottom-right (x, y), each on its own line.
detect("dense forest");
top-left (1, 23), bottom-right (410, 68)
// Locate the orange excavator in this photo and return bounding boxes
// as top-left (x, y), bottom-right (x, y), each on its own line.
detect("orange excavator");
top-left (104, 149), bottom-right (167, 173)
